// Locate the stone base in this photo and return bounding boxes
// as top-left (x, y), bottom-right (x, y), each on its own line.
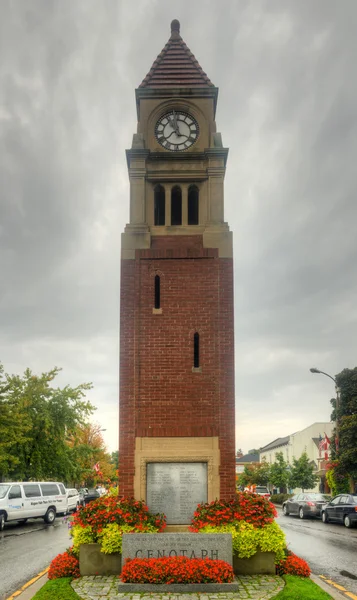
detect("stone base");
top-left (79, 544), bottom-right (121, 576)
top-left (118, 581), bottom-right (240, 593)
top-left (233, 552), bottom-right (276, 575)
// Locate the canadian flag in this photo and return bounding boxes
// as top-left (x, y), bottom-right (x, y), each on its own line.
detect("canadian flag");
top-left (93, 462), bottom-right (100, 473)
top-left (318, 434), bottom-right (331, 460)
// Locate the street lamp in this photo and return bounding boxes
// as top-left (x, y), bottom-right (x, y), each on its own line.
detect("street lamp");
top-left (309, 367), bottom-right (340, 452)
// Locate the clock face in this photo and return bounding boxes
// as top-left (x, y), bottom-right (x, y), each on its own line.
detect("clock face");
top-left (155, 110), bottom-right (199, 151)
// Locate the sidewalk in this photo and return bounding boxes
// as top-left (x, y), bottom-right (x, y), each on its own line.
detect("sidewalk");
top-left (72, 574), bottom-right (284, 599)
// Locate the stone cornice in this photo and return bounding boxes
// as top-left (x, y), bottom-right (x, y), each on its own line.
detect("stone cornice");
top-left (126, 148), bottom-right (150, 169)
top-left (135, 87), bottom-right (219, 119)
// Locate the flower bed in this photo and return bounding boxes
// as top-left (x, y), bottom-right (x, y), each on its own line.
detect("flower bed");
top-left (120, 556), bottom-right (234, 584)
top-left (276, 552), bottom-right (311, 577)
top-left (70, 496), bottom-right (166, 556)
top-left (190, 492), bottom-right (277, 530)
top-left (189, 493), bottom-right (286, 565)
top-left (48, 549), bottom-right (80, 580)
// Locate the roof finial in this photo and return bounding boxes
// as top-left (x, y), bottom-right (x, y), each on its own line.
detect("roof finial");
top-left (170, 19), bottom-right (180, 39)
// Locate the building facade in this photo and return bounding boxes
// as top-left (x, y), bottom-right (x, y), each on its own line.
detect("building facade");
top-left (260, 422), bottom-right (333, 493)
top-left (119, 20), bottom-right (236, 506)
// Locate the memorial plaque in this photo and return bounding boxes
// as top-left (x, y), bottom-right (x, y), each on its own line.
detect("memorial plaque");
top-left (122, 533), bottom-right (233, 565)
top-left (146, 462), bottom-right (207, 524)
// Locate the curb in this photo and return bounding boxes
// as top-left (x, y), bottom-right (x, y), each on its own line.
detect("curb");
top-left (311, 573), bottom-right (356, 600)
top-left (5, 570), bottom-right (48, 600)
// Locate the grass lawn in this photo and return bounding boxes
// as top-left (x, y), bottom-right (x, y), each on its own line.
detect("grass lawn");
top-left (31, 577), bottom-right (81, 600)
top-left (272, 575), bottom-right (333, 599)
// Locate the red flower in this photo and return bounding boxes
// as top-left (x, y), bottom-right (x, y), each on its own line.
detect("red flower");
top-left (48, 549), bottom-right (80, 580)
top-left (276, 553), bottom-right (311, 577)
top-left (71, 496), bottom-right (166, 537)
top-left (190, 493), bottom-right (276, 531)
top-left (120, 556), bottom-right (234, 584)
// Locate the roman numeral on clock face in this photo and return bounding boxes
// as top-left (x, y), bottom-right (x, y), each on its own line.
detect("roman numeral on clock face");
top-left (155, 111), bottom-right (199, 150)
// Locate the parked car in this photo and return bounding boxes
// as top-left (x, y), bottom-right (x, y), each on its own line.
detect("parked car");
top-left (321, 494), bottom-right (357, 528)
top-left (282, 493), bottom-right (330, 519)
top-left (0, 481), bottom-right (67, 531)
top-left (66, 488), bottom-right (80, 513)
top-left (254, 486), bottom-right (271, 498)
top-left (81, 488), bottom-right (100, 506)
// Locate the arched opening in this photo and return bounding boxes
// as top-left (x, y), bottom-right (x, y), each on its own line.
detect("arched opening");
top-left (171, 186), bottom-right (182, 226)
top-left (154, 275), bottom-right (160, 309)
top-left (193, 332), bottom-right (200, 368)
top-left (188, 185), bottom-right (199, 225)
top-left (154, 185), bottom-right (165, 226)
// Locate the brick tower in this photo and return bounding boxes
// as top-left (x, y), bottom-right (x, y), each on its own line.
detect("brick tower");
top-left (119, 20), bottom-right (235, 521)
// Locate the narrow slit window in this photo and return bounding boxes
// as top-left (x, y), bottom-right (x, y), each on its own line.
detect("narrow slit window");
top-left (188, 185), bottom-right (199, 225)
top-left (193, 332), bottom-right (200, 368)
top-left (171, 186), bottom-right (182, 225)
top-left (154, 185), bottom-right (165, 225)
top-left (154, 275), bottom-right (160, 309)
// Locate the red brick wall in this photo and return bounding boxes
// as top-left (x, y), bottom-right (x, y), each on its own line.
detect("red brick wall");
top-left (119, 235), bottom-right (235, 499)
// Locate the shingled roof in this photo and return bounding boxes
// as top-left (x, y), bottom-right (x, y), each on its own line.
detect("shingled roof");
top-left (139, 20), bottom-right (214, 89)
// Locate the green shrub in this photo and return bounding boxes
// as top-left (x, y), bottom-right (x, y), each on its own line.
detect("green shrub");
top-left (97, 523), bottom-right (136, 554)
top-left (71, 525), bottom-right (95, 556)
top-left (70, 496), bottom-right (166, 555)
top-left (198, 521), bottom-right (286, 562)
top-left (270, 493), bottom-right (293, 505)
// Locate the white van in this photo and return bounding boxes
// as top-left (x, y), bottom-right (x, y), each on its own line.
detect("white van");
top-left (66, 488), bottom-right (80, 512)
top-left (0, 481), bottom-right (67, 531)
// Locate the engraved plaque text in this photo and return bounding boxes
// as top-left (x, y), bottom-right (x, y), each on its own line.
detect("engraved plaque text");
top-left (146, 462), bottom-right (207, 524)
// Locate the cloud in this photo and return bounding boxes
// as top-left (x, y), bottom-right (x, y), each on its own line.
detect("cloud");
top-left (1, 1), bottom-right (356, 453)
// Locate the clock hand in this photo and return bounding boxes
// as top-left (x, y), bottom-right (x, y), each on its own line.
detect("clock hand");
top-left (172, 110), bottom-right (181, 136)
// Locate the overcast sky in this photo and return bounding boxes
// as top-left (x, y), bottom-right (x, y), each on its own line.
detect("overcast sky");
top-left (1, 0), bottom-right (356, 455)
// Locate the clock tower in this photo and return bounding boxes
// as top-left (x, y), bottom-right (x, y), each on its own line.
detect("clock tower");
top-left (119, 20), bottom-right (235, 517)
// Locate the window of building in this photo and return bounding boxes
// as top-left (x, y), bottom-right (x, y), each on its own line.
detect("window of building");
top-left (194, 332), bottom-right (200, 368)
top-left (154, 275), bottom-right (160, 309)
top-left (171, 186), bottom-right (182, 225)
top-left (188, 185), bottom-right (199, 225)
top-left (154, 185), bottom-right (165, 225)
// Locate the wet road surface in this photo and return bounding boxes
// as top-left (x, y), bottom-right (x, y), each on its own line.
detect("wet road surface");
top-left (277, 508), bottom-right (357, 595)
top-left (0, 517), bottom-right (71, 599)
top-left (1, 509), bottom-right (357, 599)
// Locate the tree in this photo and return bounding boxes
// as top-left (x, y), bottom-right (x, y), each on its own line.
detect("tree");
top-left (110, 451), bottom-right (119, 470)
top-left (331, 367), bottom-right (357, 490)
top-left (0, 364), bottom-right (31, 479)
top-left (0, 364), bottom-right (95, 482)
top-left (269, 452), bottom-right (289, 491)
top-left (288, 452), bottom-right (318, 491)
top-left (239, 461), bottom-right (270, 488)
top-left (69, 423), bottom-right (114, 487)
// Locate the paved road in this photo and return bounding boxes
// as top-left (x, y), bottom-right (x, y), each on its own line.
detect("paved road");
top-left (0, 517), bottom-right (71, 599)
top-left (2, 509), bottom-right (357, 599)
top-left (277, 508), bottom-right (357, 595)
